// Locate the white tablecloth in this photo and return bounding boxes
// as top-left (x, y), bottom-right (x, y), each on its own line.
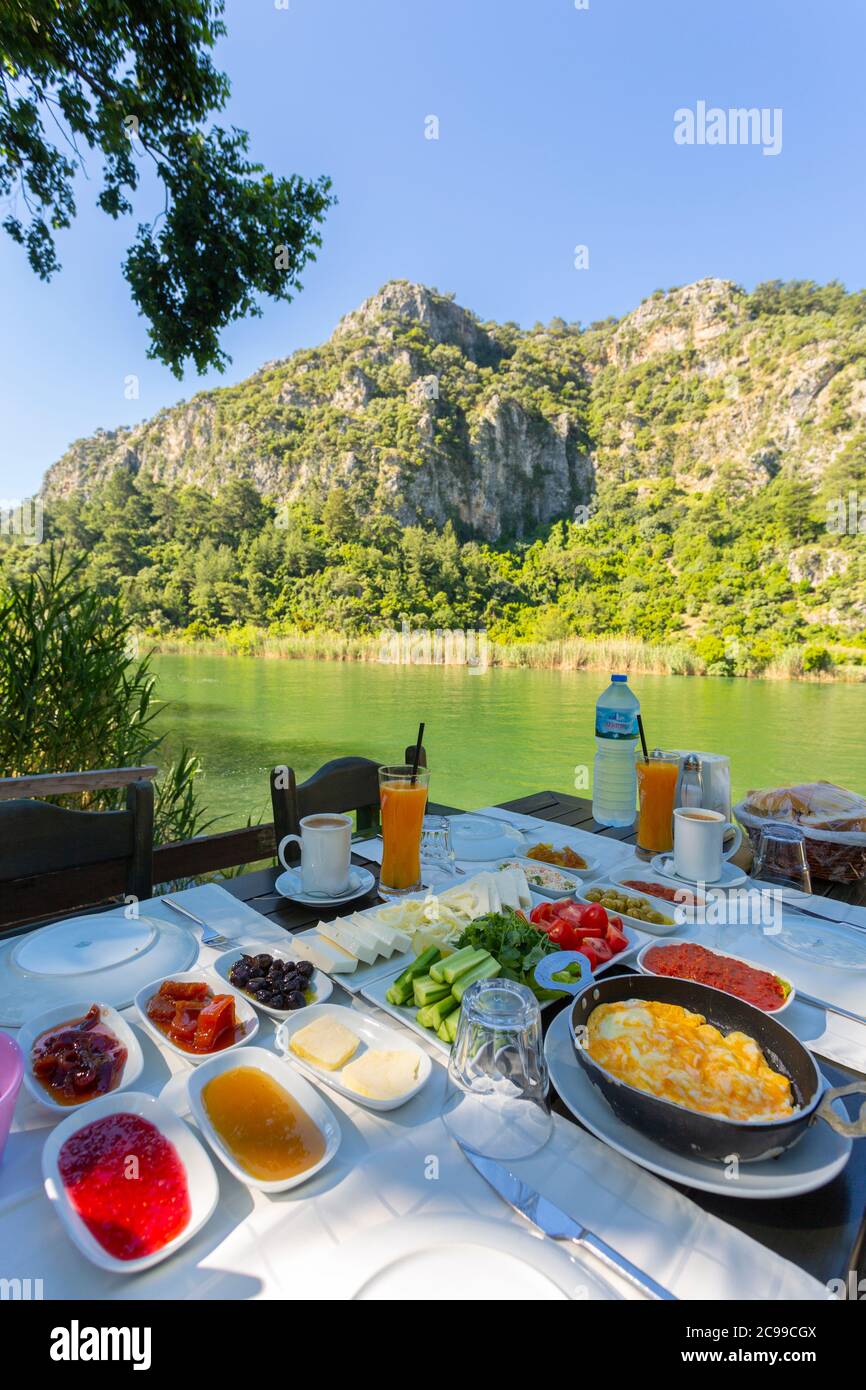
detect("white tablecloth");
top-left (0, 881), bottom-right (833, 1300)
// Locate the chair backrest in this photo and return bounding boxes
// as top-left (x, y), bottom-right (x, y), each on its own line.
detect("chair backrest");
top-left (270, 746), bottom-right (427, 853)
top-left (0, 768), bottom-right (155, 931)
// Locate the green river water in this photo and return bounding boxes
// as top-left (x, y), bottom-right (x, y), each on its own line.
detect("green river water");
top-left (150, 655), bottom-right (866, 830)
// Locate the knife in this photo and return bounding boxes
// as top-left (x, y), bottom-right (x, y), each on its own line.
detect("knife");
top-left (459, 1144), bottom-right (677, 1301)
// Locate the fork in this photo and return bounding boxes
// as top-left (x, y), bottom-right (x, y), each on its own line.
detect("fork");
top-left (160, 896), bottom-right (233, 948)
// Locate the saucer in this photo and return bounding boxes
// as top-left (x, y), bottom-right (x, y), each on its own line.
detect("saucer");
top-left (274, 866), bottom-right (377, 907)
top-left (649, 854), bottom-right (748, 890)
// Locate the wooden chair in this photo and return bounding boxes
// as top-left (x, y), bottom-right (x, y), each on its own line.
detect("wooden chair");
top-left (270, 746), bottom-right (427, 855)
top-left (0, 767), bottom-right (156, 933)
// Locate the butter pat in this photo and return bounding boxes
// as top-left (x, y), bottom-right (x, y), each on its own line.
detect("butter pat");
top-left (290, 1015), bottom-right (360, 1070)
top-left (340, 1049), bottom-right (420, 1101)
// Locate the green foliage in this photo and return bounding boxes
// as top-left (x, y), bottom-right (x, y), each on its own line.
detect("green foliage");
top-left (0, 1), bottom-right (333, 374)
top-left (0, 550), bottom-right (214, 843)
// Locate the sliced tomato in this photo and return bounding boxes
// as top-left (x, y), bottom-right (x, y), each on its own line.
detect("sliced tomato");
top-left (554, 901), bottom-right (589, 928)
top-left (580, 936), bottom-right (613, 969)
top-left (547, 921), bottom-right (575, 950)
top-left (579, 902), bottom-right (608, 935)
top-left (605, 920), bottom-right (629, 954)
top-left (530, 902), bottom-right (555, 926)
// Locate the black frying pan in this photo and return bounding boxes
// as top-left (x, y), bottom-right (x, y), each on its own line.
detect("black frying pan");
top-left (566, 972), bottom-right (866, 1163)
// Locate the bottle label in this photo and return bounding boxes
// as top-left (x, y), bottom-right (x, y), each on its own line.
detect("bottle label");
top-left (596, 708), bottom-right (638, 739)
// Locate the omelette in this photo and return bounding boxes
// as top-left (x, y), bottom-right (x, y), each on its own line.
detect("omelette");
top-left (585, 1000), bottom-right (796, 1122)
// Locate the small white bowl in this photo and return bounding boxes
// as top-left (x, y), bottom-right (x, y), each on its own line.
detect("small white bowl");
top-left (635, 941), bottom-right (796, 1015)
top-left (42, 1089), bottom-right (218, 1274)
top-left (187, 1046), bottom-right (341, 1192)
top-left (19, 1000), bottom-right (144, 1113)
top-left (275, 1002), bottom-right (432, 1111)
top-left (134, 969), bottom-right (258, 1064)
top-left (212, 945), bottom-right (333, 1019)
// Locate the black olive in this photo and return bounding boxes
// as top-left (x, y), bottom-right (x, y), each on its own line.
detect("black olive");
top-left (255, 954), bottom-right (272, 969)
top-left (287, 990), bottom-right (306, 1009)
top-left (296, 961), bottom-right (314, 979)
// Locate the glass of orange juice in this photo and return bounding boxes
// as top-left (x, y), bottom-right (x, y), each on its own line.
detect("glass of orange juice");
top-left (378, 765), bottom-right (430, 896)
top-left (636, 751), bottom-right (679, 857)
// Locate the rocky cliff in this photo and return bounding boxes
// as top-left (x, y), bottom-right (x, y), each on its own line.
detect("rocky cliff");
top-left (41, 277), bottom-right (866, 543)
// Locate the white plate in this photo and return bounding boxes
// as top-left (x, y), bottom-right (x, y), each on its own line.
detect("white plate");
top-left (19, 1000), bottom-right (144, 1113)
top-left (650, 853), bottom-right (748, 890)
top-left (497, 857), bottom-right (597, 898)
top-left (0, 912), bottom-right (198, 1026)
top-left (575, 882), bottom-right (683, 936)
top-left (635, 941), bottom-right (795, 1015)
top-left (274, 865), bottom-right (377, 907)
top-left (322, 1213), bottom-right (619, 1300)
top-left (42, 1090), bottom-right (219, 1273)
top-left (187, 1046), bottom-right (341, 1192)
top-left (275, 1002), bottom-right (432, 1110)
top-left (449, 815), bottom-right (526, 860)
top-left (544, 1008), bottom-right (852, 1199)
top-left (134, 969), bottom-right (259, 1064)
top-left (212, 945), bottom-right (333, 1018)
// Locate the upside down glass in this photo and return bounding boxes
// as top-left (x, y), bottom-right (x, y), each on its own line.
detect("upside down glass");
top-left (752, 821), bottom-right (812, 895)
top-left (378, 765), bottom-right (430, 896)
top-left (443, 978), bottom-right (552, 1160)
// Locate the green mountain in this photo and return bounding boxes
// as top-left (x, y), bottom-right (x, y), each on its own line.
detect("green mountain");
top-left (23, 277), bottom-right (866, 671)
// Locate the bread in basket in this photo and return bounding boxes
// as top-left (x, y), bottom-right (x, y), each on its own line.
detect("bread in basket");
top-left (735, 781), bottom-right (866, 882)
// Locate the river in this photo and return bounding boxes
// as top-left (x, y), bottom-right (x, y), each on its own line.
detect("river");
top-left (149, 654), bottom-right (866, 830)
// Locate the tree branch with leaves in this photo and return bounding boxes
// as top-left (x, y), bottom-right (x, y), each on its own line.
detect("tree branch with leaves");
top-left (0, 0), bottom-right (334, 374)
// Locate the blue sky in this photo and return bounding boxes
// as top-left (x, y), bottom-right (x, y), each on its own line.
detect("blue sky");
top-left (2, 0), bottom-right (864, 497)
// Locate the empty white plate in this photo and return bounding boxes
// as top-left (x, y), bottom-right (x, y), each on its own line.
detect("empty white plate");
top-left (324, 1213), bottom-right (618, 1300)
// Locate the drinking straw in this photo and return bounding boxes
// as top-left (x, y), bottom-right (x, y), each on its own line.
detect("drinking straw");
top-left (637, 714), bottom-right (649, 763)
top-left (410, 722), bottom-right (425, 784)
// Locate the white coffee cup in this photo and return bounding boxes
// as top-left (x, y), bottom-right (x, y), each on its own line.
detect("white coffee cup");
top-left (278, 813), bottom-right (352, 896)
top-left (673, 807), bottom-right (742, 883)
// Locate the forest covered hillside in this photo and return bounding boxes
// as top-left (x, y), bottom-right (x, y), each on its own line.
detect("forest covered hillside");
top-left (15, 276), bottom-right (866, 673)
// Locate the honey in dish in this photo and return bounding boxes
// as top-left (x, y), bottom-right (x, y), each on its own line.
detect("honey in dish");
top-left (202, 1067), bottom-right (325, 1180)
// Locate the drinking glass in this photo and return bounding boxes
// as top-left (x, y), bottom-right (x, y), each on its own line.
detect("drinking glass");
top-left (752, 821), bottom-right (812, 895)
top-left (378, 765), bottom-right (430, 897)
top-left (443, 978), bottom-right (552, 1160)
top-left (419, 815), bottom-right (457, 888)
top-left (636, 750), bottom-right (679, 857)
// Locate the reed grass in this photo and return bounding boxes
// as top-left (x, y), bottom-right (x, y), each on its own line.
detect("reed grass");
top-left (144, 625), bottom-right (865, 680)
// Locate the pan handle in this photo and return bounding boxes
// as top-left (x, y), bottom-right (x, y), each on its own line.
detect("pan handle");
top-left (816, 1082), bottom-right (866, 1138)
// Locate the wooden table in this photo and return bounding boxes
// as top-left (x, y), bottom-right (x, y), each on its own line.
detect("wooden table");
top-left (221, 789), bottom-right (866, 1291)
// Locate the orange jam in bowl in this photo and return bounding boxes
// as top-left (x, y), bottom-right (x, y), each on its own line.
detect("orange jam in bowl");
top-left (201, 1066), bottom-right (325, 1181)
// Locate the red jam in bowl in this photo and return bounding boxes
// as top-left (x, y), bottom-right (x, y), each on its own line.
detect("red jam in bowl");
top-left (58, 1112), bottom-right (191, 1260)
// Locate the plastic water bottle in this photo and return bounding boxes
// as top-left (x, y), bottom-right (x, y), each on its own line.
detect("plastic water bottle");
top-left (592, 674), bottom-right (640, 827)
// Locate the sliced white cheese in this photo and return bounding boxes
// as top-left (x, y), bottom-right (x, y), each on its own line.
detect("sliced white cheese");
top-left (374, 921), bottom-right (412, 953)
top-left (317, 918), bottom-right (377, 965)
top-left (346, 912), bottom-right (392, 957)
top-left (340, 1049), bottom-right (420, 1100)
top-left (359, 912), bottom-right (411, 954)
top-left (291, 935), bottom-right (358, 974)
